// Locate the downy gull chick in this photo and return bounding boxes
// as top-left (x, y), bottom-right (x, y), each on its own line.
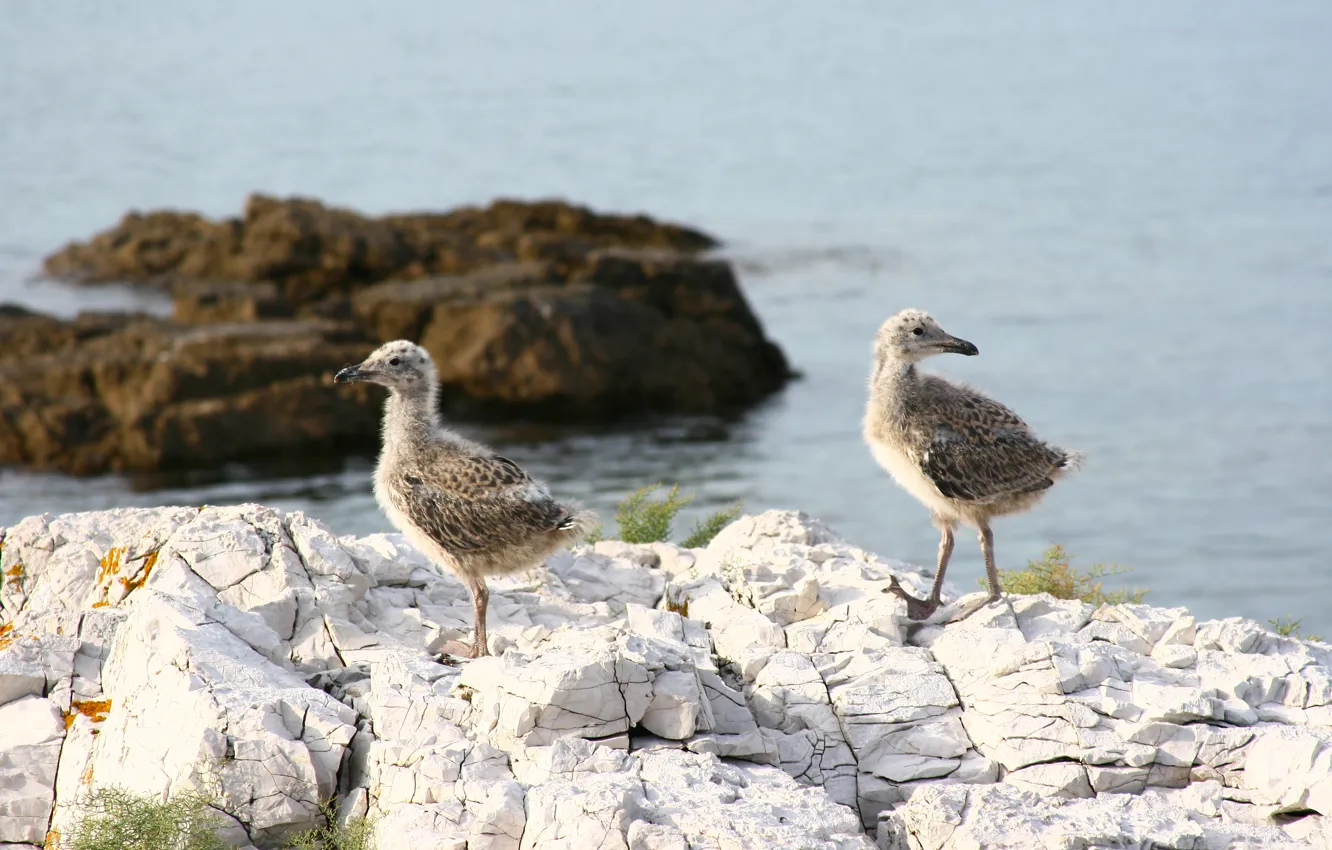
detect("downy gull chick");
top-left (334, 340), bottom-right (596, 658)
top-left (863, 309), bottom-right (1083, 621)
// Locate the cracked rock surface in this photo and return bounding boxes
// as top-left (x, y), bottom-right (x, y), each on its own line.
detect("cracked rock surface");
top-left (2, 506), bottom-right (1331, 848)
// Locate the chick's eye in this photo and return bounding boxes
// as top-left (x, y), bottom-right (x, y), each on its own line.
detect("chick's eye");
top-left (912, 327), bottom-right (924, 336)
top-left (389, 357), bottom-right (400, 366)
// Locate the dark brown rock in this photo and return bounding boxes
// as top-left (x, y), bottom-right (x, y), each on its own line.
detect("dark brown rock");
top-left (350, 251), bottom-right (791, 417)
top-left (44, 195), bottom-right (719, 304)
top-left (22, 195), bottom-right (791, 475)
top-left (0, 308), bottom-right (380, 475)
top-left (171, 281), bottom-right (293, 324)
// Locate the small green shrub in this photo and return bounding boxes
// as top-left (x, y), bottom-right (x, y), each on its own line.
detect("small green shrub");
top-left (681, 502), bottom-right (745, 549)
top-left (65, 787), bottom-right (225, 850)
top-left (1271, 615), bottom-right (1302, 636)
top-left (286, 799), bottom-right (376, 850)
top-left (1270, 616), bottom-right (1322, 642)
top-left (985, 544), bottom-right (1148, 606)
top-left (607, 484), bottom-right (743, 547)
top-left (614, 484), bottom-right (694, 544)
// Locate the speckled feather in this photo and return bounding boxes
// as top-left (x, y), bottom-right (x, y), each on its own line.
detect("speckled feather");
top-left (866, 346), bottom-right (1081, 527)
top-left (910, 375), bottom-right (1071, 504)
top-left (387, 448), bottom-right (576, 553)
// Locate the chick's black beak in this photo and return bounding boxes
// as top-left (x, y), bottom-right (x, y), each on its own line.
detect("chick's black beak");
top-left (945, 336), bottom-right (979, 356)
top-left (334, 363), bottom-right (369, 384)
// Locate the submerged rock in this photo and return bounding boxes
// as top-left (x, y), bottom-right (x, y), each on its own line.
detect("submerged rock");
top-left (3, 507), bottom-right (1328, 848)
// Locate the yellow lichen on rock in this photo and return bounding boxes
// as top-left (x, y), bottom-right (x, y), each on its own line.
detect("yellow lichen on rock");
top-left (65, 698), bottom-right (113, 730)
top-left (43, 827), bottom-right (60, 850)
top-left (118, 549), bottom-right (159, 594)
top-left (0, 622), bottom-right (15, 651)
top-left (93, 547), bottom-right (159, 606)
top-left (96, 546), bottom-right (125, 584)
top-left (93, 547), bottom-right (124, 606)
top-left (3, 561), bottom-right (22, 590)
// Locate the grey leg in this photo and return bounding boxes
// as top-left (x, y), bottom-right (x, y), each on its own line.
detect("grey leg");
top-left (925, 522), bottom-right (956, 603)
top-left (885, 518), bottom-right (954, 620)
top-left (979, 523), bottom-right (1001, 603)
top-left (440, 576), bottom-right (490, 659)
top-left (469, 577), bottom-right (490, 658)
top-left (945, 522), bottom-right (1006, 624)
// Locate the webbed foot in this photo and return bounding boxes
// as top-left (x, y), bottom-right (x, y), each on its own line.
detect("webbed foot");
top-left (438, 637), bottom-right (486, 660)
top-left (883, 575), bottom-right (943, 621)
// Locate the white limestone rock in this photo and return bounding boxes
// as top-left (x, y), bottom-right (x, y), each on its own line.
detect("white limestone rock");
top-left (691, 511), bottom-right (931, 636)
top-left (632, 749), bottom-right (873, 850)
top-left (0, 633), bottom-right (77, 707)
top-left (0, 696), bottom-right (66, 844)
top-left (517, 740), bottom-right (872, 850)
top-left (1096, 603), bottom-right (1194, 648)
top-left (1078, 618), bottom-right (1154, 655)
top-left (1240, 725), bottom-right (1332, 816)
top-left (92, 591), bottom-right (360, 843)
top-left (1010, 593), bottom-right (1095, 639)
top-left (1, 506), bottom-right (202, 636)
top-left (456, 625), bottom-right (653, 752)
top-left (746, 650), bottom-right (859, 808)
top-left (1087, 764), bottom-right (1150, 795)
top-left (817, 645), bottom-right (991, 824)
top-left (880, 782), bottom-right (1312, 850)
top-left (7, 505), bottom-right (1332, 848)
top-left (366, 723), bottom-right (516, 848)
top-left (663, 575), bottom-right (785, 667)
top-left (930, 609), bottom-right (1089, 771)
top-left (1003, 761), bottom-right (1093, 798)
top-left (546, 546), bottom-right (665, 609)
top-left (0, 644), bottom-right (46, 707)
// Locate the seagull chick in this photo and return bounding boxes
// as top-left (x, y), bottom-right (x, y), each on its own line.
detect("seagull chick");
top-left (335, 340), bottom-right (596, 658)
top-left (863, 309), bottom-right (1083, 621)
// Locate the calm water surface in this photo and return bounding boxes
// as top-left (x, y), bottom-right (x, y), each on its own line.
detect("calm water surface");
top-left (2, 2), bottom-right (1330, 629)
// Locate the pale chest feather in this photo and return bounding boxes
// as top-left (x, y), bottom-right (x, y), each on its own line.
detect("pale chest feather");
top-left (864, 381), bottom-right (958, 517)
top-left (373, 453), bottom-right (457, 569)
top-left (867, 438), bottom-right (959, 518)
top-left (372, 456), bottom-right (398, 515)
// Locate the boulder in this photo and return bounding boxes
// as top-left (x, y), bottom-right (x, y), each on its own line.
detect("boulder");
top-left (878, 783), bottom-right (1315, 850)
top-left (43, 195), bottom-right (717, 304)
top-left (0, 290), bottom-right (787, 470)
top-left (24, 196), bottom-right (792, 457)
top-left (4, 505), bottom-right (1330, 848)
top-left (0, 308), bottom-right (379, 474)
top-left (171, 280), bottom-right (293, 324)
top-left (349, 251), bottom-right (790, 416)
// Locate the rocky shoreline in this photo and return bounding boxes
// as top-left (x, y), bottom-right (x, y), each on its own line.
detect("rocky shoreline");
top-left (2, 506), bottom-right (1330, 848)
top-left (2, 196), bottom-right (791, 475)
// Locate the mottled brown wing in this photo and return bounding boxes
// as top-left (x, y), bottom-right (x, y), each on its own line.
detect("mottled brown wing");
top-left (400, 454), bottom-right (569, 552)
top-left (922, 431), bottom-right (1061, 503)
top-left (413, 454), bottom-right (531, 500)
top-left (921, 376), bottom-right (1029, 439)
